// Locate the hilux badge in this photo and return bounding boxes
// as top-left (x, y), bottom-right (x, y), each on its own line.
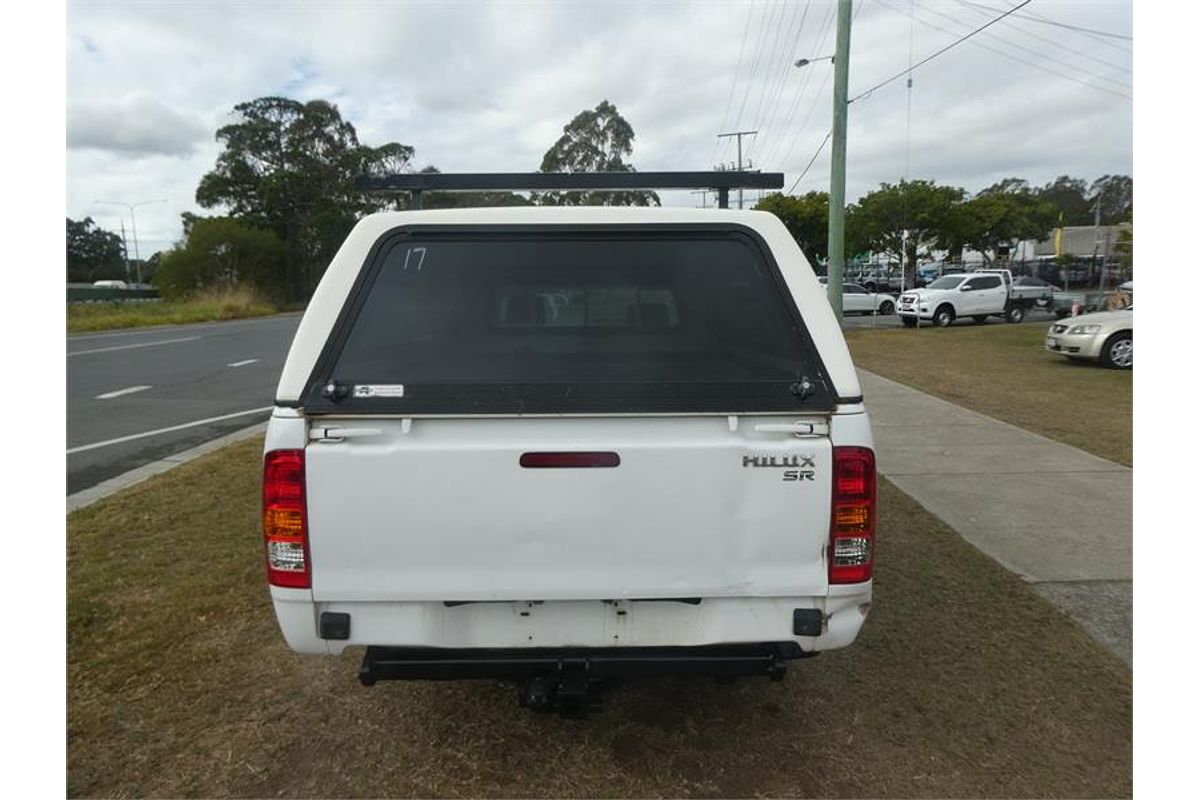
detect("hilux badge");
top-left (743, 453), bottom-right (817, 482)
top-left (742, 455), bottom-right (815, 468)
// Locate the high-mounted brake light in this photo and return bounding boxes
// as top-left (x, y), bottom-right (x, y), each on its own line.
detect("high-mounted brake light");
top-left (520, 452), bottom-right (621, 468)
top-left (829, 446), bottom-right (876, 584)
top-left (263, 449), bottom-right (310, 588)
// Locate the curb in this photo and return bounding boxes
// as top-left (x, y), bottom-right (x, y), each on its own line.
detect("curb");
top-left (66, 421), bottom-right (268, 513)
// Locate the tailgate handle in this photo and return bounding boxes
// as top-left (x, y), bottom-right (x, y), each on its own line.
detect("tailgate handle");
top-left (754, 421), bottom-right (829, 437)
top-left (309, 426), bottom-right (383, 442)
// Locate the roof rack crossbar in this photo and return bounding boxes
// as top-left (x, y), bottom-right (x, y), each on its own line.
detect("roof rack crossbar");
top-left (354, 171), bottom-right (783, 209)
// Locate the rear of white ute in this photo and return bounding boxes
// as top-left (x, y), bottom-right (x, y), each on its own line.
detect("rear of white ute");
top-left (263, 207), bottom-right (875, 714)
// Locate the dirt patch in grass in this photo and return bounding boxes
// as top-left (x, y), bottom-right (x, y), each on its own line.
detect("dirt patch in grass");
top-left (67, 285), bottom-right (283, 333)
top-left (846, 323), bottom-right (1132, 465)
top-left (68, 437), bottom-right (1131, 798)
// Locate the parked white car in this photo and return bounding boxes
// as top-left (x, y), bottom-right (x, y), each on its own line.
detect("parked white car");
top-left (1044, 307), bottom-right (1132, 369)
top-left (818, 278), bottom-right (896, 315)
top-left (265, 203), bottom-right (877, 714)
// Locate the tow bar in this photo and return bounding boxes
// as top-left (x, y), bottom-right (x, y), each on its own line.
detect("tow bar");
top-left (358, 643), bottom-right (808, 717)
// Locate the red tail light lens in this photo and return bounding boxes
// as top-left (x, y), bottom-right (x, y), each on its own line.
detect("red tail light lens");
top-left (830, 446), bottom-right (876, 584)
top-left (263, 449), bottom-right (310, 588)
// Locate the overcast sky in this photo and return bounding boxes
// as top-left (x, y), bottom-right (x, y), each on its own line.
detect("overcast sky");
top-left (65, 0), bottom-right (1133, 257)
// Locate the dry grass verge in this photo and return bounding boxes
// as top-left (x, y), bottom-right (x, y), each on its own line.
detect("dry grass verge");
top-left (68, 437), bottom-right (1131, 798)
top-left (846, 323), bottom-right (1132, 465)
top-left (67, 285), bottom-right (281, 333)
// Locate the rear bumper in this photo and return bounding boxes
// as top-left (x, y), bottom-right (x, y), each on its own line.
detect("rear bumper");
top-left (270, 586), bottom-right (872, 656)
top-left (359, 642), bottom-right (808, 684)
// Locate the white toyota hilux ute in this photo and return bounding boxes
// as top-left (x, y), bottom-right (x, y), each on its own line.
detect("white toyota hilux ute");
top-left (263, 206), bottom-right (876, 714)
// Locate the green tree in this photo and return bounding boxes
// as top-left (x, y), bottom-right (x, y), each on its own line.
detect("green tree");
top-left (67, 217), bottom-right (126, 283)
top-left (754, 191), bottom-right (829, 264)
top-left (960, 179), bottom-right (1058, 265)
top-left (1089, 174), bottom-right (1133, 224)
top-left (195, 96), bottom-right (414, 301)
top-left (1036, 175), bottom-right (1092, 226)
top-left (154, 217), bottom-right (287, 300)
top-left (846, 180), bottom-right (966, 287)
top-left (537, 100), bottom-right (659, 207)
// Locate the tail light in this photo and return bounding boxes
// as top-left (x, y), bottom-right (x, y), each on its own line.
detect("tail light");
top-left (829, 446), bottom-right (876, 584)
top-left (263, 449), bottom-right (310, 588)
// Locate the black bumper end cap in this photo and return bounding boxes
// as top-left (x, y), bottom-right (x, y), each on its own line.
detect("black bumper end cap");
top-left (792, 608), bottom-right (824, 637)
top-left (319, 611), bottom-right (351, 640)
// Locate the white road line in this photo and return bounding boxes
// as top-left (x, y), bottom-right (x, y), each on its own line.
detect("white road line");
top-left (68, 336), bottom-right (201, 357)
top-left (227, 359), bottom-right (260, 367)
top-left (95, 385), bottom-right (151, 400)
top-left (67, 406), bottom-right (275, 455)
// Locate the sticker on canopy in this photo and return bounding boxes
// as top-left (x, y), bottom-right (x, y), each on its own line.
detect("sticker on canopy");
top-left (353, 384), bottom-right (405, 398)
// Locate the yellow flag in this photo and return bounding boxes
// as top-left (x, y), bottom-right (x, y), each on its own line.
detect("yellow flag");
top-left (1054, 211), bottom-right (1064, 257)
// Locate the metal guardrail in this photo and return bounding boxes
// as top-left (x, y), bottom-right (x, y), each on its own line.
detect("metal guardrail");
top-left (67, 286), bottom-right (161, 303)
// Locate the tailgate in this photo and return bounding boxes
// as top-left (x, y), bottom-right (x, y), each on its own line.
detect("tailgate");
top-left (305, 415), bottom-right (832, 602)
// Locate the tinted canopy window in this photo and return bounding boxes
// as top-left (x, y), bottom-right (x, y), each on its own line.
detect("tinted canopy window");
top-left (305, 228), bottom-right (834, 413)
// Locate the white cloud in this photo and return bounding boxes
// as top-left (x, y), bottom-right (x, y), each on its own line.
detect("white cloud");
top-left (67, 93), bottom-right (208, 157)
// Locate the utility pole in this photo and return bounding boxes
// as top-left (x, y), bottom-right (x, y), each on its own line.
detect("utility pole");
top-left (827, 0), bottom-right (852, 324)
top-left (716, 130), bottom-right (757, 209)
top-left (691, 189), bottom-right (711, 209)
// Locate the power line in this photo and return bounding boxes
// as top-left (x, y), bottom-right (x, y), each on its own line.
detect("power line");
top-left (731, 0), bottom-right (781, 137)
top-left (757, 2), bottom-right (832, 168)
top-left (881, 0), bottom-right (1132, 100)
top-left (786, 129), bottom-right (831, 193)
top-left (949, 0), bottom-right (1131, 76)
top-left (748, 1), bottom-right (794, 144)
top-left (910, 0), bottom-right (1132, 90)
top-left (712, 1), bottom-right (758, 166)
top-left (849, 0), bottom-right (1032, 103)
top-left (855, 0), bottom-right (1131, 104)
top-left (751, 0), bottom-right (812, 163)
top-left (763, 1), bottom-right (839, 169)
top-left (956, 0), bottom-right (1132, 43)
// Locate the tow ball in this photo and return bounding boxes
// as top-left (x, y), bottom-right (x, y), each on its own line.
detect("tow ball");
top-left (518, 670), bottom-right (604, 717)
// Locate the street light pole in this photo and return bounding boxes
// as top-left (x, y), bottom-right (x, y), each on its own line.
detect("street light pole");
top-left (95, 199), bottom-right (167, 284)
top-left (827, 0), bottom-right (852, 324)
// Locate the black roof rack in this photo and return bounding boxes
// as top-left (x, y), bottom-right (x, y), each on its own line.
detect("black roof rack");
top-left (354, 171), bottom-right (783, 209)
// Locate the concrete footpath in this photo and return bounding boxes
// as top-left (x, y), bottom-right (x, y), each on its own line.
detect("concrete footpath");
top-left (860, 369), bottom-right (1132, 666)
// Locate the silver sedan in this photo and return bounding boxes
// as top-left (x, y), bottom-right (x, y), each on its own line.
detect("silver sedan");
top-left (1044, 307), bottom-right (1133, 369)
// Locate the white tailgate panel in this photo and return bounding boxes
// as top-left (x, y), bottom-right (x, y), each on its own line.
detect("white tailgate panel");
top-left (305, 416), bottom-right (832, 601)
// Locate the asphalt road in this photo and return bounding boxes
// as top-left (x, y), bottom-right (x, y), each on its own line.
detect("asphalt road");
top-left (67, 314), bottom-right (302, 495)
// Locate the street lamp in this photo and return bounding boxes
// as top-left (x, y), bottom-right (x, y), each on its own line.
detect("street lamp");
top-left (794, 55), bottom-right (835, 68)
top-left (95, 199), bottom-right (167, 284)
top-left (794, 0), bottom-right (851, 324)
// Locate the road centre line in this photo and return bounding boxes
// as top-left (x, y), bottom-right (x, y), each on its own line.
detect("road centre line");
top-left (68, 336), bottom-right (201, 357)
top-left (227, 359), bottom-right (260, 367)
top-left (67, 406), bottom-right (275, 455)
top-left (95, 385), bottom-right (151, 400)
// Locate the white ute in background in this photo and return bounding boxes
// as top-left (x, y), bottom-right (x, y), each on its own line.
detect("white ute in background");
top-left (262, 205), bottom-right (877, 715)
